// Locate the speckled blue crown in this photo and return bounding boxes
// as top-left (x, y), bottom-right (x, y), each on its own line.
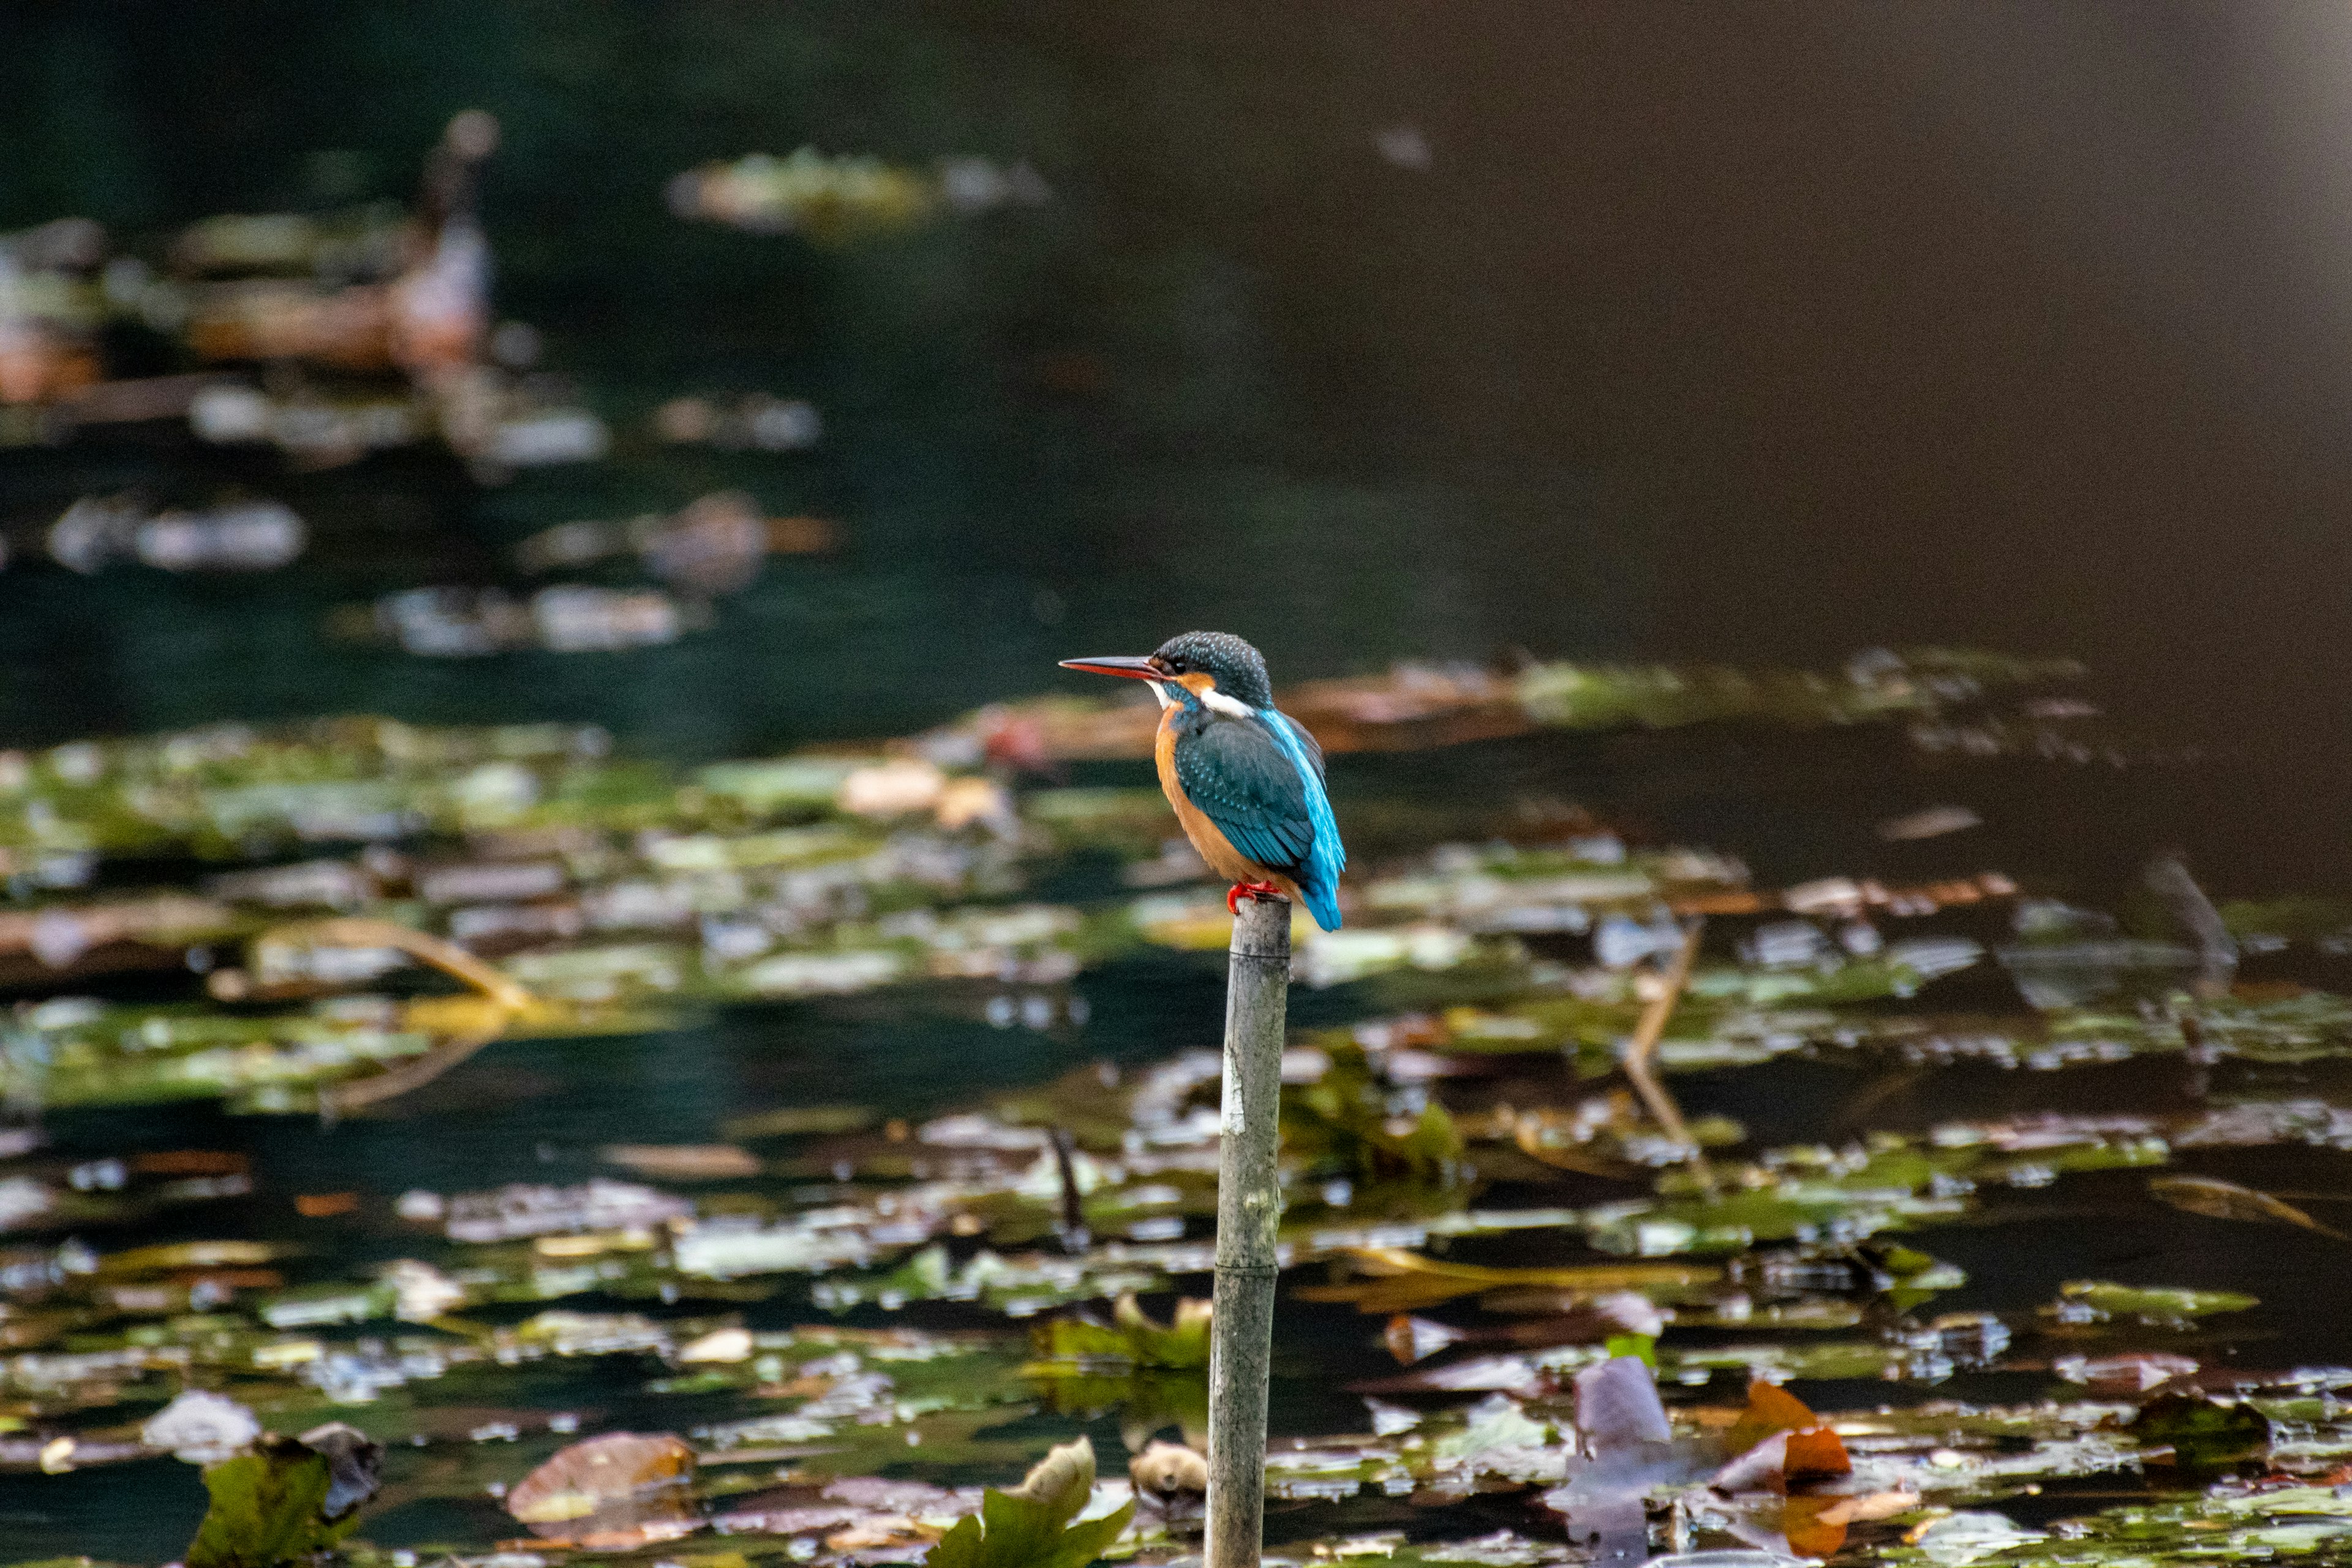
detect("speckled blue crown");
top-left (1153, 631), bottom-right (1273, 709)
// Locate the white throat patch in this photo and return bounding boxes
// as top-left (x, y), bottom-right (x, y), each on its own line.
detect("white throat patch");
top-left (1199, 686), bottom-right (1256, 718)
top-left (1148, 681), bottom-right (1176, 709)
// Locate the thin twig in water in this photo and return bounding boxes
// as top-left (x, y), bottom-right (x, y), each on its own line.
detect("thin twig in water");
top-left (238, 919), bottom-right (543, 1117)
top-left (326, 1024), bottom-right (510, 1114)
top-left (1622, 917), bottom-right (1714, 1195)
top-left (277, 918), bottom-right (538, 1011)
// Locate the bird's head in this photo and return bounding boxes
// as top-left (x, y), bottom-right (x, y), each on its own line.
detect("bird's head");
top-left (1060, 630), bottom-right (1274, 713)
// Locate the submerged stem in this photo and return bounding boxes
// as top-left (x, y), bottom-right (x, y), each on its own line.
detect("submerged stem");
top-left (1621, 916), bottom-right (1714, 1196)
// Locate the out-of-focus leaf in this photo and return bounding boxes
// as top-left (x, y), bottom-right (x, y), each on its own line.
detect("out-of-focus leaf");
top-left (2057, 1279), bottom-right (2258, 1325)
top-left (1725, 1379), bottom-right (1823, 1458)
top-left (1294, 1246), bottom-right (1717, 1313)
top-left (1028, 1294), bottom-right (1210, 1371)
top-left (2128, 1392), bottom-right (2271, 1469)
top-left (293, 1423), bottom-right (382, 1521)
top-left (1283, 1041), bottom-right (1465, 1182)
top-left (922, 1436), bottom-right (1134, 1568)
top-left (183, 1437), bottom-right (356, 1568)
top-left (505, 1431), bottom-right (695, 1537)
top-left (2148, 1174), bottom-right (2348, 1240)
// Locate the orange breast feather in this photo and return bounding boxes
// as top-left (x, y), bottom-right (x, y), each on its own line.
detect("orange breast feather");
top-left (1155, 707), bottom-right (1301, 895)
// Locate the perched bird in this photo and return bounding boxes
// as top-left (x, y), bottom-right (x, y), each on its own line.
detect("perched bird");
top-left (1060, 631), bottom-right (1345, 929)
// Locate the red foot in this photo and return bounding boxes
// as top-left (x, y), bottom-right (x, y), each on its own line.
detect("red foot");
top-left (1227, 880), bottom-right (1285, 915)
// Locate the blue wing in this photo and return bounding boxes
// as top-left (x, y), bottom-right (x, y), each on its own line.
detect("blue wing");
top-left (1260, 708), bottom-right (1345, 930)
top-left (1171, 710), bottom-right (1345, 930)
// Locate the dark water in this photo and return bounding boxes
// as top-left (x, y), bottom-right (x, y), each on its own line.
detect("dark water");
top-left (4, 2), bottom-right (2347, 883)
top-left (5, 4), bottom-right (2352, 1559)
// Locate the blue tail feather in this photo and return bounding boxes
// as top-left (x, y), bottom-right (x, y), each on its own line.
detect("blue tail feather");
top-left (1261, 709), bottom-right (1347, 930)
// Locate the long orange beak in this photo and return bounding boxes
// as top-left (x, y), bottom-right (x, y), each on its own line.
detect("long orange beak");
top-left (1059, 655), bottom-right (1164, 681)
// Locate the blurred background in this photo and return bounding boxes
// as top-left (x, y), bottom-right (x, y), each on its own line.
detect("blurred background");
top-left (7, 4), bottom-right (2352, 1561)
top-left (2, 1), bottom-right (2345, 882)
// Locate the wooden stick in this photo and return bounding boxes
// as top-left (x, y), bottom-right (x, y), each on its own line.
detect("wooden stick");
top-left (1621, 917), bottom-right (1713, 1194)
top-left (1205, 893), bottom-right (1290, 1568)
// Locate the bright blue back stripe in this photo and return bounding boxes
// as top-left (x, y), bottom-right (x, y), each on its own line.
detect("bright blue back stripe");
top-left (1260, 709), bottom-right (1346, 929)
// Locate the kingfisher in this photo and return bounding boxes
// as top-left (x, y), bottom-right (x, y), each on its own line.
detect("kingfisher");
top-left (1060, 631), bottom-right (1345, 929)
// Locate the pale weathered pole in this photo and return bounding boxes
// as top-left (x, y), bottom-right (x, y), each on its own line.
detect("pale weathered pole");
top-left (1205, 892), bottom-right (1291, 1568)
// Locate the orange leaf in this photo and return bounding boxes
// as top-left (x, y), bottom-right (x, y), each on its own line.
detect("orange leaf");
top-left (1727, 1379), bottom-right (1821, 1456)
top-left (1784, 1426), bottom-right (1853, 1484)
top-left (1781, 1496), bottom-right (1849, 1557)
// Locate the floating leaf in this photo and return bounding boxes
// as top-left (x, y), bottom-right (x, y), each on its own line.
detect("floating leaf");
top-left (2128, 1392), bottom-right (2272, 1469)
top-left (2148, 1174), bottom-right (2348, 1240)
top-left (1283, 1041), bottom-right (1466, 1182)
top-left (922, 1436), bottom-right (1134, 1568)
top-left (141, 1390), bottom-right (260, 1464)
top-left (599, 1144), bottom-right (762, 1180)
top-left (1725, 1379), bottom-right (1826, 1459)
top-left (721, 1104), bottom-right (878, 1138)
top-left (2057, 1279), bottom-right (2259, 1325)
top-left (1028, 1294), bottom-right (1210, 1371)
top-left (505, 1431), bottom-right (696, 1539)
top-left (183, 1436), bottom-right (361, 1568)
top-left (1294, 1246), bottom-right (1718, 1313)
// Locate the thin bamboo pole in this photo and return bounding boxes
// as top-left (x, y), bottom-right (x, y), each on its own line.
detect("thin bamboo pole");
top-left (1204, 893), bottom-right (1291, 1568)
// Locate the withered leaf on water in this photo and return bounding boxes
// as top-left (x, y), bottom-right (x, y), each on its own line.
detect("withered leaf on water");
top-left (1711, 1380), bottom-right (1852, 1495)
top-left (1724, 1379), bottom-right (1826, 1460)
top-left (2147, 1174), bottom-right (2349, 1241)
top-left (506, 1431), bottom-right (696, 1534)
top-left (1291, 1245), bottom-right (1719, 1314)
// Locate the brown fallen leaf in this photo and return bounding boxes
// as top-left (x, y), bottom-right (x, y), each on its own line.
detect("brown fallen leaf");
top-left (1780, 1496), bottom-right (1848, 1558)
top-left (1727, 1380), bottom-right (1824, 1458)
top-left (507, 1431), bottom-right (696, 1542)
top-left (1784, 1427), bottom-right (1853, 1484)
top-left (2148, 1175), bottom-right (2350, 1241)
